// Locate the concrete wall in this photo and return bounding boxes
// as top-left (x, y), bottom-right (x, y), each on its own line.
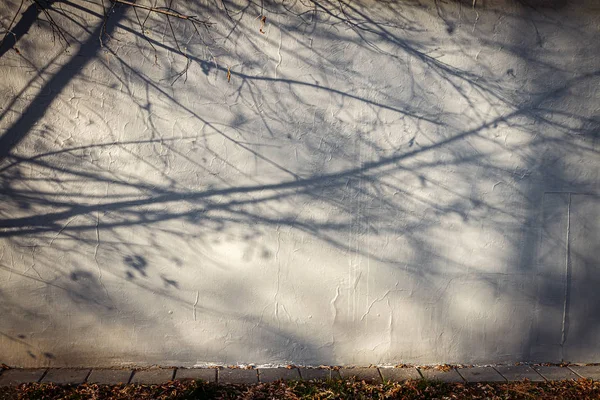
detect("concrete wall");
top-left (0, 0), bottom-right (598, 367)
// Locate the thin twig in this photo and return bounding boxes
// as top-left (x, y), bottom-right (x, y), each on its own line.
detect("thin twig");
top-left (164, 0), bottom-right (191, 84)
top-left (132, 5), bottom-right (158, 64)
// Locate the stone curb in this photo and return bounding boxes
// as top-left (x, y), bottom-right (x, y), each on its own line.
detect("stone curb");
top-left (494, 365), bottom-right (545, 382)
top-left (533, 366), bottom-right (579, 381)
top-left (258, 368), bottom-right (301, 383)
top-left (419, 367), bottom-right (465, 383)
top-left (339, 367), bottom-right (382, 383)
top-left (569, 365), bottom-right (600, 380)
top-left (130, 369), bottom-right (175, 385)
top-left (0, 366), bottom-right (592, 386)
top-left (457, 366), bottom-right (506, 383)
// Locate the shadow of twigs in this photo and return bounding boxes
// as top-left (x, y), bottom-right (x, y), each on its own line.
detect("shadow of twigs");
top-left (0, 0), bottom-right (599, 366)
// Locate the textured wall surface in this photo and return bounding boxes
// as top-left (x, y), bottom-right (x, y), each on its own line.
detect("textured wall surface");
top-left (0, 0), bottom-right (599, 367)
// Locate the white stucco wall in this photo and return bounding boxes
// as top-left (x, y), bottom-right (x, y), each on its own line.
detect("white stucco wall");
top-left (0, 0), bottom-right (599, 367)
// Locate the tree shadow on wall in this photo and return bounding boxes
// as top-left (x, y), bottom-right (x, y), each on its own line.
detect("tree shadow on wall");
top-left (0, 0), bottom-right (599, 365)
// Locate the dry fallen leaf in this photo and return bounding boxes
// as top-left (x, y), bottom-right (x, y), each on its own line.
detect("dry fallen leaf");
top-left (259, 15), bottom-right (266, 34)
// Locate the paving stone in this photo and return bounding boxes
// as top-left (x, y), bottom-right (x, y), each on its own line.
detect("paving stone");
top-left (569, 365), bottom-right (600, 380)
top-left (534, 366), bottom-right (579, 381)
top-left (0, 369), bottom-right (46, 386)
top-left (41, 369), bottom-right (90, 385)
top-left (175, 368), bottom-right (217, 382)
top-left (258, 368), bottom-right (301, 382)
top-left (339, 368), bottom-right (382, 383)
top-left (494, 366), bottom-right (544, 382)
top-left (457, 367), bottom-right (506, 383)
top-left (299, 368), bottom-right (332, 381)
top-left (87, 369), bottom-right (132, 385)
top-left (419, 368), bottom-right (464, 383)
top-left (218, 368), bottom-right (258, 384)
top-left (379, 367), bottom-right (421, 382)
top-left (130, 369), bottom-right (175, 384)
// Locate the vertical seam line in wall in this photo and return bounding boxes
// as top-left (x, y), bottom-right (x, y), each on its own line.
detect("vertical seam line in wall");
top-left (560, 192), bottom-right (572, 361)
